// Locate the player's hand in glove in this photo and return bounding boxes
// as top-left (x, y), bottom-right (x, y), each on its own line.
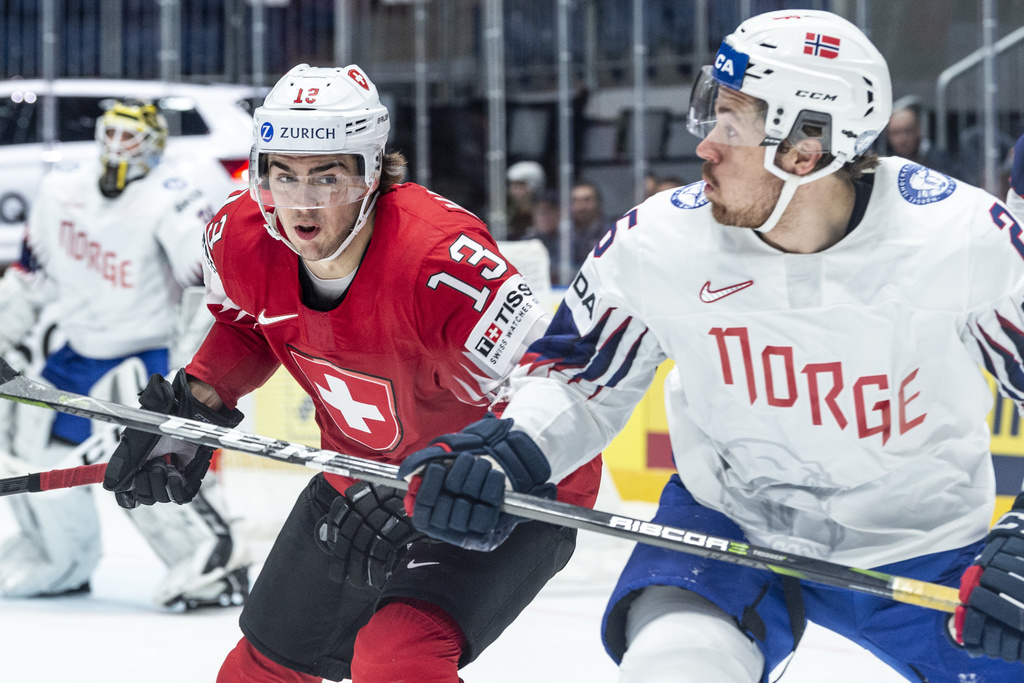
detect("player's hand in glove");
top-left (397, 414), bottom-right (556, 552)
top-left (103, 372), bottom-right (243, 509)
top-left (954, 492), bottom-right (1024, 662)
top-left (314, 481), bottom-right (424, 588)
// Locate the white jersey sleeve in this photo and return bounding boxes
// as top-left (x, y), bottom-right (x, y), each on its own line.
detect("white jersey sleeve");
top-left (505, 210), bottom-right (668, 483)
top-left (1008, 190), bottom-right (1024, 221)
top-left (504, 159), bottom-right (1024, 567)
top-left (1007, 133), bottom-right (1024, 220)
top-left (153, 160), bottom-right (229, 289)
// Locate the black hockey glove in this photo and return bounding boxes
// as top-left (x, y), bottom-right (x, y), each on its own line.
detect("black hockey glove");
top-left (314, 480), bottom-right (424, 589)
top-left (397, 414), bottom-right (556, 552)
top-left (955, 492), bottom-right (1024, 662)
top-left (103, 372), bottom-right (243, 509)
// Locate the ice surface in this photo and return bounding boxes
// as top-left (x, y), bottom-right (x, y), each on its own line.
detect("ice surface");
top-left (0, 481), bottom-right (907, 682)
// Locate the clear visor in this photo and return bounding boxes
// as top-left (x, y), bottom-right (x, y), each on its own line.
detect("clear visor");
top-left (687, 66), bottom-right (772, 147)
top-left (688, 65), bottom-right (835, 155)
top-left (254, 153), bottom-right (371, 210)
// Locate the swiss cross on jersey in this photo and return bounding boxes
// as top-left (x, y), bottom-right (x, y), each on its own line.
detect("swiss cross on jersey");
top-left (289, 348), bottom-right (403, 452)
top-left (804, 32), bottom-right (840, 59)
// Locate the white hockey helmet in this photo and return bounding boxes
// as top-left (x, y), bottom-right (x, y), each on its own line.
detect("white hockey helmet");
top-left (95, 98), bottom-right (168, 198)
top-left (250, 63), bottom-right (390, 260)
top-left (688, 10), bottom-right (892, 231)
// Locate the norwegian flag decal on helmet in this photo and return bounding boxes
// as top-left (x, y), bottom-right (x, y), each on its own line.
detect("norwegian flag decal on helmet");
top-left (804, 32), bottom-right (840, 59)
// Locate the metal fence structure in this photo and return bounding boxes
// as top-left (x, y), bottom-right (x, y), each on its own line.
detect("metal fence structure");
top-left (2, 0), bottom-right (1024, 247)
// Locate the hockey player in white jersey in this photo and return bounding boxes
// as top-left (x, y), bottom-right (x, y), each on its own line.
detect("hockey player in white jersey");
top-left (0, 99), bottom-right (250, 609)
top-left (398, 10), bottom-right (1024, 681)
top-left (1009, 133), bottom-right (1024, 219)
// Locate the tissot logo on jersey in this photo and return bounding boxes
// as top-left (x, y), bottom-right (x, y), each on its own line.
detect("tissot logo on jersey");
top-left (466, 276), bottom-right (544, 376)
top-left (289, 348), bottom-right (403, 452)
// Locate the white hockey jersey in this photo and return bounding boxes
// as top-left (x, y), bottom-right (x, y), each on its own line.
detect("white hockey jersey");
top-left (1008, 187), bottom-right (1024, 221)
top-left (16, 160), bottom-right (223, 359)
top-left (505, 156), bottom-right (1024, 567)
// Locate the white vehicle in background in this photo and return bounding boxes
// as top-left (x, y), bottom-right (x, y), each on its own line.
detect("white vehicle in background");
top-left (0, 79), bottom-right (259, 268)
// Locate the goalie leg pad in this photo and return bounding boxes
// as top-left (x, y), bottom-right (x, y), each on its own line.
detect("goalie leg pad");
top-left (0, 441), bottom-right (101, 597)
top-left (619, 586), bottom-right (764, 683)
top-left (351, 598), bottom-right (466, 683)
top-left (10, 385), bottom-right (58, 467)
top-left (126, 484), bottom-right (250, 608)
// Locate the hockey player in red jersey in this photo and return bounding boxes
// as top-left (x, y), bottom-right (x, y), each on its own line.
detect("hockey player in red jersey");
top-left (101, 63), bottom-right (601, 682)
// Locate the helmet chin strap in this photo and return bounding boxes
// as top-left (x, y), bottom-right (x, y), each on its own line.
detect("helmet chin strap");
top-left (754, 146), bottom-right (847, 234)
top-left (257, 189), bottom-right (379, 262)
top-left (313, 190), bottom-right (378, 263)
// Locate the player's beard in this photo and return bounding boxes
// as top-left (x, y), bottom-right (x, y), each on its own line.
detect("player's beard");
top-left (704, 161), bottom-right (785, 229)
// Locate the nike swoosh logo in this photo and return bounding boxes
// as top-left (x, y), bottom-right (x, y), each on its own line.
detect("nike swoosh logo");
top-left (257, 309), bottom-right (299, 325)
top-left (699, 280), bottom-right (753, 303)
top-left (407, 560), bottom-right (440, 569)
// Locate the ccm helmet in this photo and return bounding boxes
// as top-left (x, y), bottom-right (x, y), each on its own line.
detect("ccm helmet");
top-left (96, 99), bottom-right (168, 198)
top-left (688, 10), bottom-right (892, 232)
top-left (250, 63), bottom-right (390, 260)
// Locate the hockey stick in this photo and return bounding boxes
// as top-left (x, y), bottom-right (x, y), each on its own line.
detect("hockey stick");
top-left (0, 462), bottom-right (106, 496)
top-left (0, 357), bottom-right (962, 613)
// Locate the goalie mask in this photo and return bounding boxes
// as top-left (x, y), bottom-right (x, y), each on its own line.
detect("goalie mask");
top-left (250, 63), bottom-right (390, 261)
top-left (687, 10), bottom-right (892, 232)
top-left (96, 99), bottom-right (168, 199)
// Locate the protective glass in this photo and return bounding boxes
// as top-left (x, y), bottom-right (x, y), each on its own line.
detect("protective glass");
top-left (687, 66), bottom-right (772, 148)
top-left (253, 153), bottom-right (371, 210)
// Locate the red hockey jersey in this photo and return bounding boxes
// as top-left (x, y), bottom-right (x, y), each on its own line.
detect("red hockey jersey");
top-left (189, 183), bottom-right (600, 505)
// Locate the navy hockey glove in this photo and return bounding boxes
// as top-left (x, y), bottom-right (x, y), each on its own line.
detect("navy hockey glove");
top-left (397, 414), bottom-right (556, 551)
top-left (103, 372), bottom-right (243, 509)
top-left (314, 480), bottom-right (424, 588)
top-left (955, 492), bottom-right (1024, 662)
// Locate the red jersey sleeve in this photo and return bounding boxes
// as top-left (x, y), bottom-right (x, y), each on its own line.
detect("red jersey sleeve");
top-left (413, 226), bottom-right (548, 406)
top-left (185, 193), bottom-right (281, 408)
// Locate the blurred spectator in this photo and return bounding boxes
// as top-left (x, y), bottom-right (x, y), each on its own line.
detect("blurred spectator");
top-left (644, 172), bottom-right (660, 199)
top-left (645, 173), bottom-right (688, 199)
top-left (1008, 133), bottom-right (1024, 218)
top-left (506, 160), bottom-right (546, 240)
top-left (885, 105), bottom-right (963, 180)
top-left (522, 190), bottom-right (563, 285)
top-left (571, 181), bottom-right (612, 271)
top-left (652, 175), bottom-right (686, 194)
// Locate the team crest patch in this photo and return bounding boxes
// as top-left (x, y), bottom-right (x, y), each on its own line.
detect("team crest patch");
top-left (897, 164), bottom-right (956, 205)
top-left (671, 182), bottom-right (709, 209)
top-left (289, 348), bottom-right (403, 452)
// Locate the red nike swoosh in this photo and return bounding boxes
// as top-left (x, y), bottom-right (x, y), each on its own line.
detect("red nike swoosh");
top-left (699, 280), bottom-right (753, 303)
